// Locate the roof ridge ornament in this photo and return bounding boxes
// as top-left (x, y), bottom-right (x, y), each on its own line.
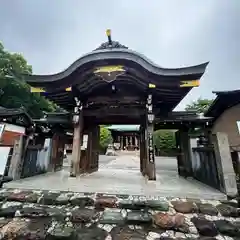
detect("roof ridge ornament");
top-left (106, 29), bottom-right (112, 45)
top-left (94, 29), bottom-right (128, 51)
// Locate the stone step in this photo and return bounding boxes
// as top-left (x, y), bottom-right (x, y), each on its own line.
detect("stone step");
top-left (0, 188), bottom-right (239, 239)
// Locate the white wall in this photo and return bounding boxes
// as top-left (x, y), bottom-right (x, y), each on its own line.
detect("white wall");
top-left (0, 146), bottom-right (11, 175)
top-left (36, 138), bottom-right (52, 172)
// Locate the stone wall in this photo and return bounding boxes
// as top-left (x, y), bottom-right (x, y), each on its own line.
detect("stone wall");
top-left (0, 188), bottom-right (239, 239)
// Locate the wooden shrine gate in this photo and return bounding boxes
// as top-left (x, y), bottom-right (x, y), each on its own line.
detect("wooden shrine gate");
top-left (24, 30), bottom-right (209, 181)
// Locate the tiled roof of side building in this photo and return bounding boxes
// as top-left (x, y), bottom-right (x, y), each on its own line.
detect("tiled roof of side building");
top-left (205, 89), bottom-right (240, 119)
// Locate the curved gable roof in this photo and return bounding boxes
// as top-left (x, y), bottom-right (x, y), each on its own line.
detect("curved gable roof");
top-left (24, 47), bottom-right (208, 83)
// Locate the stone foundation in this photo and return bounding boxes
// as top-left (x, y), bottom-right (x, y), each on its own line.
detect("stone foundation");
top-left (0, 188), bottom-right (239, 239)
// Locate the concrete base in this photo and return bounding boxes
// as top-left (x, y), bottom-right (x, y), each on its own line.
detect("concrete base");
top-left (4, 154), bottom-right (226, 200)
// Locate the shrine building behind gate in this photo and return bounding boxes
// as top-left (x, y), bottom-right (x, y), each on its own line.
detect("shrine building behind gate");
top-left (106, 125), bottom-right (140, 150)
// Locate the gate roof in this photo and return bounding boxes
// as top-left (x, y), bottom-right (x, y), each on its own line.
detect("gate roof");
top-left (24, 33), bottom-right (208, 124)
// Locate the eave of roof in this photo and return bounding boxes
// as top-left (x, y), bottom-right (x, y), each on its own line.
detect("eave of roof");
top-left (205, 90), bottom-right (240, 119)
top-left (23, 45), bottom-right (208, 113)
top-left (23, 48), bottom-right (208, 83)
top-left (0, 106), bottom-right (32, 125)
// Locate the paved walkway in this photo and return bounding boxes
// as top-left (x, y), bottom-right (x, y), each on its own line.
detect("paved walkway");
top-left (4, 154), bottom-right (226, 200)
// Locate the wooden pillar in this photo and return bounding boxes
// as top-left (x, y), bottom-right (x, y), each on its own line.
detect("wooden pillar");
top-left (49, 131), bottom-right (66, 172)
top-left (70, 122), bottom-right (81, 176)
top-left (175, 130), bottom-right (182, 176)
top-left (91, 125), bottom-right (100, 172)
top-left (8, 135), bottom-right (24, 180)
top-left (85, 126), bottom-right (95, 173)
top-left (81, 125), bottom-right (100, 174)
top-left (50, 132), bottom-right (65, 172)
top-left (135, 136), bottom-right (138, 148)
top-left (79, 134), bottom-right (88, 174)
top-left (50, 133), bottom-right (57, 172)
top-left (146, 94), bottom-right (156, 180)
top-left (120, 136), bottom-right (123, 150)
top-left (129, 136), bottom-right (132, 146)
top-left (140, 124), bottom-right (149, 176)
top-left (143, 127), bottom-right (148, 175)
top-left (85, 128), bottom-right (92, 173)
top-left (146, 123), bottom-right (156, 180)
top-left (70, 100), bottom-right (83, 177)
top-left (139, 126), bottom-right (145, 175)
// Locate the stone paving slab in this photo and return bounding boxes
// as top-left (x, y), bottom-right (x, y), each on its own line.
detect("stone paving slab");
top-left (0, 188), bottom-right (239, 239)
top-left (4, 156), bottom-right (226, 200)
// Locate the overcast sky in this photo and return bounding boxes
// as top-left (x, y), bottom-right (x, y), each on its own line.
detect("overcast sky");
top-left (0, 0), bottom-right (239, 110)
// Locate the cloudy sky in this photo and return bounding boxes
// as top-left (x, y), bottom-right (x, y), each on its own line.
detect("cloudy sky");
top-left (0, 0), bottom-right (239, 110)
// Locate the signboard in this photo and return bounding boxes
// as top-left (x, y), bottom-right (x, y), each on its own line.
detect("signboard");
top-left (148, 131), bottom-right (155, 163)
top-left (180, 80), bottom-right (200, 88)
top-left (30, 87), bottom-right (72, 93)
top-left (30, 87), bottom-right (46, 93)
top-left (94, 65), bottom-right (125, 83)
top-left (81, 135), bottom-right (88, 150)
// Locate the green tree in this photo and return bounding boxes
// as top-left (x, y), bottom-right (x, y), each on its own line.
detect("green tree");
top-left (99, 126), bottom-right (113, 153)
top-left (153, 130), bottom-right (176, 155)
top-left (0, 42), bottom-right (56, 118)
top-left (185, 98), bottom-right (213, 114)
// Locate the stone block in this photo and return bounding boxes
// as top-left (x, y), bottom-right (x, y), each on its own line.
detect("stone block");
top-left (118, 199), bottom-right (146, 210)
top-left (171, 201), bottom-right (198, 213)
top-left (0, 202), bottom-right (23, 217)
top-left (0, 218), bottom-right (29, 239)
top-left (95, 196), bottom-right (118, 209)
top-left (153, 212), bottom-right (189, 233)
top-left (74, 227), bottom-right (108, 240)
top-left (110, 226), bottom-right (147, 239)
top-left (7, 191), bottom-right (33, 202)
top-left (70, 208), bottom-right (97, 223)
top-left (215, 219), bottom-right (240, 237)
top-left (99, 210), bottom-right (125, 224)
top-left (146, 200), bottom-right (169, 211)
top-left (55, 192), bottom-right (73, 205)
top-left (216, 203), bottom-right (239, 217)
top-left (126, 210), bottom-right (152, 224)
top-left (191, 216), bottom-right (218, 237)
top-left (38, 192), bottom-right (61, 205)
top-left (16, 206), bottom-right (49, 218)
top-left (0, 190), bottom-right (12, 201)
top-left (70, 195), bottom-right (94, 207)
top-left (46, 221), bottom-right (75, 240)
top-left (19, 218), bottom-right (52, 239)
top-left (196, 203), bottom-right (218, 216)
